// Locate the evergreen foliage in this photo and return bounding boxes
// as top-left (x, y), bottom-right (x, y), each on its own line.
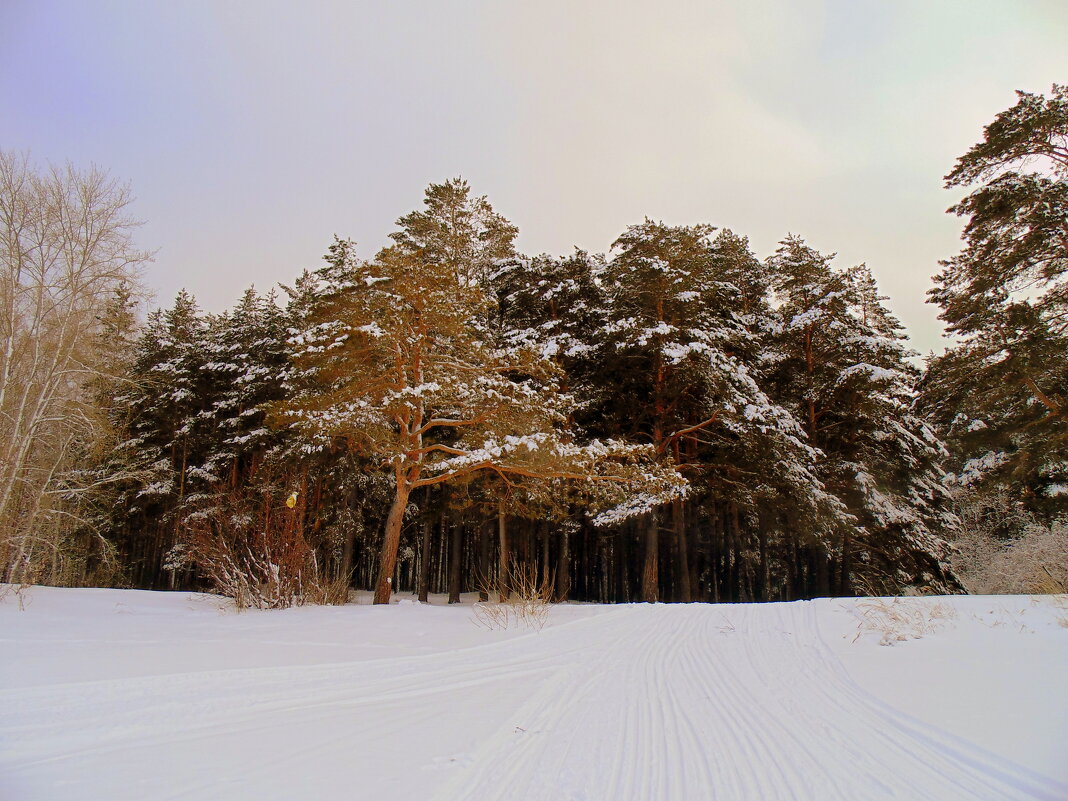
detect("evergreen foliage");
top-left (389, 177), bottom-right (518, 287)
top-left (16, 86), bottom-right (1068, 603)
top-left (768, 238), bottom-right (956, 593)
top-left (924, 85), bottom-right (1068, 517)
top-left (58, 176), bottom-right (985, 603)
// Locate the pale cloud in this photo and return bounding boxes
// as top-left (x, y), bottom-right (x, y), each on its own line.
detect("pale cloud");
top-left (482, 0), bottom-right (1068, 352)
top-left (2, 0), bottom-right (1065, 353)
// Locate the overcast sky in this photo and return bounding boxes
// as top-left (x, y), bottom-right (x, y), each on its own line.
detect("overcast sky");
top-left (3, 0), bottom-right (1066, 353)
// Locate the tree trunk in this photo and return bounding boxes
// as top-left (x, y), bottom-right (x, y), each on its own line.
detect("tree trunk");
top-left (729, 503), bottom-right (741, 602)
top-left (417, 519), bottom-right (431, 602)
top-left (436, 511), bottom-right (446, 593)
top-left (339, 485), bottom-right (357, 588)
top-left (541, 522), bottom-right (550, 588)
top-left (478, 519), bottom-right (491, 602)
top-left (839, 533), bottom-right (851, 596)
top-left (448, 520), bottom-right (463, 604)
top-left (579, 522), bottom-right (590, 600)
top-left (641, 510), bottom-right (659, 603)
top-left (373, 475), bottom-right (410, 604)
top-left (555, 526), bottom-right (570, 602)
top-left (498, 502), bottom-right (509, 601)
top-left (815, 544), bottom-right (831, 598)
top-left (673, 499), bottom-right (692, 602)
top-left (792, 536), bottom-right (803, 599)
top-left (757, 510), bottom-right (770, 602)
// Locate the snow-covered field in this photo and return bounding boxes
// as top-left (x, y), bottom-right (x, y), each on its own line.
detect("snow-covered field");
top-left (1, 587), bottom-right (1065, 801)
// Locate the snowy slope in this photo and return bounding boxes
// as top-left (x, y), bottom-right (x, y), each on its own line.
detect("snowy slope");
top-left (1, 587), bottom-right (1065, 801)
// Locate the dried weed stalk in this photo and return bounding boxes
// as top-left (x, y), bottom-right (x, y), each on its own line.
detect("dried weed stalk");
top-left (853, 597), bottom-right (957, 646)
top-left (473, 561), bottom-right (554, 631)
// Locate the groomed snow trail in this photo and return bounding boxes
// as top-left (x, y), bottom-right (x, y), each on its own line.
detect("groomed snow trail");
top-left (1, 597), bottom-right (1064, 801)
top-left (429, 603), bottom-right (1064, 801)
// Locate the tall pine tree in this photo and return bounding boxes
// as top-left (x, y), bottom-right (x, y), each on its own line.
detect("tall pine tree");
top-left (925, 85), bottom-right (1068, 514)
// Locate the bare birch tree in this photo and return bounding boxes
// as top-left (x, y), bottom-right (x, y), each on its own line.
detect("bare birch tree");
top-left (0, 151), bottom-right (149, 584)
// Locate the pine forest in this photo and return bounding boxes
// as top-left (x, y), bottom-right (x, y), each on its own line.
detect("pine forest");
top-left (2, 85), bottom-right (1067, 609)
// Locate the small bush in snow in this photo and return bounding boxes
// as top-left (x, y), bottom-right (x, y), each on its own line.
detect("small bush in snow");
top-left (171, 485), bottom-right (346, 609)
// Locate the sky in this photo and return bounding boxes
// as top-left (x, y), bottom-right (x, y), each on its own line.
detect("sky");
top-left (2, 0), bottom-right (1066, 354)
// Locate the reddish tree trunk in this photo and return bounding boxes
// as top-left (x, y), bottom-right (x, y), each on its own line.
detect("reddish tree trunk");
top-left (641, 510), bottom-right (659, 603)
top-left (498, 504), bottom-right (510, 601)
top-left (478, 520), bottom-right (491, 602)
top-left (373, 474), bottom-right (410, 604)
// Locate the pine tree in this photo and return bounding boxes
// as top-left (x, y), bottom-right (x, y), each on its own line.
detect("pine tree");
top-left (389, 177), bottom-right (518, 287)
top-left (56, 281), bottom-right (144, 584)
top-left (104, 291), bottom-right (209, 586)
top-left (695, 232), bottom-right (845, 602)
top-left (491, 249), bottom-right (606, 388)
top-left (926, 85), bottom-right (1068, 512)
top-left (74, 173), bottom-right (975, 602)
top-left (193, 288), bottom-right (290, 488)
top-left (165, 288), bottom-right (295, 571)
top-left (768, 237), bottom-right (956, 593)
top-left (592, 221), bottom-right (839, 601)
top-left (275, 239), bottom-right (674, 604)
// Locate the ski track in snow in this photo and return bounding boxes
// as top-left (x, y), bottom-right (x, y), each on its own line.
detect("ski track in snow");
top-left (427, 603), bottom-right (1064, 801)
top-left (1, 600), bottom-right (1064, 801)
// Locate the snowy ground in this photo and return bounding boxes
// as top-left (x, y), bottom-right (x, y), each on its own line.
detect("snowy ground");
top-left (1, 587), bottom-right (1065, 801)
